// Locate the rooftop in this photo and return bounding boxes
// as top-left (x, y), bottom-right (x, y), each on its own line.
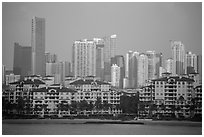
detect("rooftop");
top-left (9, 79), bottom-right (45, 85)
top-left (152, 76), bottom-right (194, 82)
top-left (70, 79), bottom-right (110, 85)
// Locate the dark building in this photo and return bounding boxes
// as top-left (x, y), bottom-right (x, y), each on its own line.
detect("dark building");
top-left (13, 42), bottom-right (32, 78)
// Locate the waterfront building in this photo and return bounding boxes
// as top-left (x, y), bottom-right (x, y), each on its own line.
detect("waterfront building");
top-left (31, 16), bottom-right (46, 76)
top-left (171, 41), bottom-right (185, 75)
top-left (13, 42), bottom-right (32, 78)
top-left (111, 64), bottom-right (120, 88)
top-left (139, 76), bottom-right (196, 118)
top-left (72, 39), bottom-right (96, 78)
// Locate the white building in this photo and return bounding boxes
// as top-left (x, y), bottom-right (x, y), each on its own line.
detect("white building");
top-left (138, 53), bottom-right (148, 87)
top-left (165, 58), bottom-right (174, 74)
top-left (111, 64), bottom-right (120, 88)
top-left (185, 51), bottom-right (197, 74)
top-left (171, 41), bottom-right (185, 75)
top-left (72, 39), bottom-right (96, 78)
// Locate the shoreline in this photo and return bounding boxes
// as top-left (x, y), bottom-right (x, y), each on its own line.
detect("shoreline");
top-left (2, 119), bottom-right (202, 127)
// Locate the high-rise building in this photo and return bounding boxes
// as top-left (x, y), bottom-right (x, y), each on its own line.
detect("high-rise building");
top-left (103, 35), bottom-right (117, 82)
top-left (111, 64), bottom-right (120, 88)
top-left (171, 41), bottom-right (185, 75)
top-left (146, 51), bottom-right (156, 80)
top-left (95, 44), bottom-right (105, 80)
top-left (13, 42), bottom-right (32, 78)
top-left (111, 55), bottom-right (125, 88)
top-left (110, 34), bottom-right (117, 58)
top-left (165, 58), bottom-right (174, 74)
top-left (125, 51), bottom-right (139, 88)
top-left (45, 52), bottom-right (57, 63)
top-left (72, 39), bottom-right (96, 77)
top-left (138, 53), bottom-right (148, 87)
top-left (155, 52), bottom-right (163, 78)
top-left (31, 16), bottom-right (46, 77)
top-left (185, 52), bottom-right (197, 74)
top-left (65, 61), bottom-right (72, 77)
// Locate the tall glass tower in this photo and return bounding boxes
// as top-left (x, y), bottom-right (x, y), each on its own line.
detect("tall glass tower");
top-left (31, 16), bottom-right (46, 76)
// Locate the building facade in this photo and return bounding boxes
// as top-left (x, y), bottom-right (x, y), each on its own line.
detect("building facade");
top-left (72, 39), bottom-right (96, 78)
top-left (111, 64), bottom-right (120, 88)
top-left (31, 16), bottom-right (46, 77)
top-left (13, 42), bottom-right (32, 78)
top-left (171, 41), bottom-right (185, 75)
top-left (138, 53), bottom-right (148, 87)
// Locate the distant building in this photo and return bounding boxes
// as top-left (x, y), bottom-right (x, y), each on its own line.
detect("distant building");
top-left (165, 58), bottom-right (174, 74)
top-left (111, 55), bottom-right (125, 88)
top-left (171, 41), bottom-right (185, 75)
top-left (125, 51), bottom-right (139, 88)
top-left (95, 39), bottom-right (105, 80)
top-left (13, 42), bottom-right (32, 78)
top-left (138, 53), bottom-right (148, 87)
top-left (31, 16), bottom-right (46, 77)
top-left (72, 39), bottom-right (96, 77)
top-left (45, 52), bottom-right (57, 63)
top-left (111, 64), bottom-right (120, 88)
top-left (185, 51), bottom-right (197, 74)
top-left (5, 73), bottom-right (20, 85)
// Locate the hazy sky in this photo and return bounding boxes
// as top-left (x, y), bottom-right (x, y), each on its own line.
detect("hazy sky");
top-left (2, 2), bottom-right (202, 70)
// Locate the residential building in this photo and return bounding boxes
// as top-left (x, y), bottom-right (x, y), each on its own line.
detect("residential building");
top-left (72, 39), bottom-right (96, 78)
top-left (185, 51), bottom-right (197, 74)
top-left (165, 58), bottom-right (174, 74)
top-left (111, 64), bottom-right (120, 88)
top-left (45, 52), bottom-right (57, 63)
top-left (31, 16), bottom-right (46, 77)
top-left (138, 53), bottom-right (148, 87)
top-left (111, 55), bottom-right (125, 88)
top-left (171, 41), bottom-right (185, 75)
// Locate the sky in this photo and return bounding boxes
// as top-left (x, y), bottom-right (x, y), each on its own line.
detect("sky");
top-left (2, 2), bottom-right (202, 70)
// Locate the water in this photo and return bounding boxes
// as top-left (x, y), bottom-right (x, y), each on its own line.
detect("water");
top-left (2, 123), bottom-right (202, 135)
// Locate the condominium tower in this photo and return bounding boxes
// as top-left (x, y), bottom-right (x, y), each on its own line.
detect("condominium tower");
top-left (72, 39), bottom-right (96, 77)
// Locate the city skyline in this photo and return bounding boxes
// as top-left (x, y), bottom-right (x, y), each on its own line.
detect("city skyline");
top-left (2, 2), bottom-right (202, 70)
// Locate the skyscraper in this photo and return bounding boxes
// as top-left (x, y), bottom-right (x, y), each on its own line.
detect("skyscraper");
top-left (111, 55), bottom-right (125, 88)
top-left (110, 34), bottom-right (117, 58)
top-left (72, 39), bottom-right (96, 77)
top-left (95, 43), bottom-right (105, 80)
top-left (165, 58), bottom-right (174, 74)
top-left (146, 51), bottom-right (156, 80)
top-left (111, 64), bottom-right (120, 88)
top-left (13, 42), bottom-right (32, 78)
top-left (2, 65), bottom-right (5, 84)
top-left (31, 16), bottom-right (46, 77)
top-left (125, 51), bottom-right (139, 88)
top-left (185, 52), bottom-right (197, 74)
top-left (171, 41), bottom-right (185, 75)
top-left (138, 53), bottom-right (148, 87)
